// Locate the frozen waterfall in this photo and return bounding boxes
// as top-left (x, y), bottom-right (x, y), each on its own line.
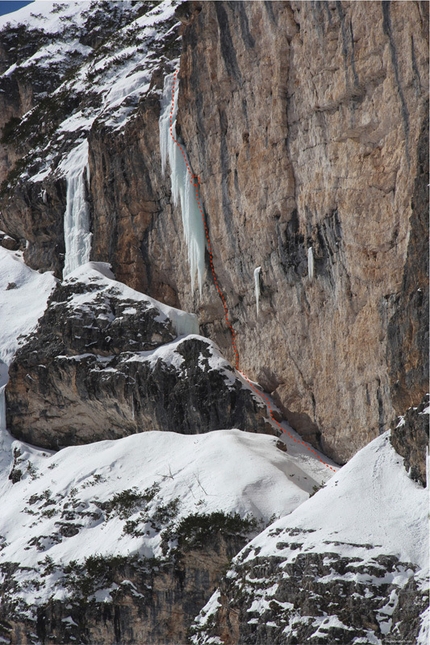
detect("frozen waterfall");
top-left (60, 140), bottom-right (92, 279)
top-left (254, 266), bottom-right (261, 317)
top-left (307, 246), bottom-right (314, 281)
top-left (159, 73), bottom-right (205, 295)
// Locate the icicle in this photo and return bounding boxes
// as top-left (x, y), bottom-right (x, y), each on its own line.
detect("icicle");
top-left (0, 386), bottom-right (6, 432)
top-left (254, 266), bottom-right (261, 317)
top-left (60, 140), bottom-right (92, 279)
top-left (427, 443), bottom-right (429, 491)
top-left (307, 246), bottom-right (314, 281)
top-left (159, 73), bottom-right (205, 296)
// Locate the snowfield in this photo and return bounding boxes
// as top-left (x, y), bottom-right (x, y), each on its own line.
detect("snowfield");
top-left (191, 430), bottom-right (430, 644)
top-left (0, 247), bottom-right (56, 376)
top-left (0, 426), bottom-right (329, 613)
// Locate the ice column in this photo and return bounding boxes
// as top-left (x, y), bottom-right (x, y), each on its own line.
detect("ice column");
top-left (307, 246), bottom-right (314, 281)
top-left (254, 266), bottom-right (261, 317)
top-left (61, 139), bottom-right (92, 278)
top-left (0, 359), bottom-right (8, 432)
top-left (159, 73), bottom-right (205, 295)
top-left (0, 386), bottom-right (6, 432)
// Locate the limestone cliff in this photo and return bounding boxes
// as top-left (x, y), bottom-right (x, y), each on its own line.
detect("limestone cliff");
top-left (90, 0), bottom-right (429, 463)
top-left (0, 2), bottom-right (428, 644)
top-left (6, 266), bottom-right (272, 449)
top-left (0, 1), bottom-right (427, 465)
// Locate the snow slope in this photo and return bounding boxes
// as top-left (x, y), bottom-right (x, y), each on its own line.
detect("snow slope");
top-left (192, 431), bottom-right (430, 644)
top-left (0, 247), bottom-right (56, 376)
top-left (0, 426), bottom-right (328, 617)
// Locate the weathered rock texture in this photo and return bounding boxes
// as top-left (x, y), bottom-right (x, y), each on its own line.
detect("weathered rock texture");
top-left (191, 543), bottom-right (426, 645)
top-left (88, 1), bottom-right (429, 463)
top-left (0, 526), bottom-right (250, 645)
top-left (390, 394), bottom-right (429, 487)
top-left (6, 272), bottom-right (272, 449)
top-left (0, 1), bottom-right (428, 464)
top-left (172, 0), bottom-right (429, 462)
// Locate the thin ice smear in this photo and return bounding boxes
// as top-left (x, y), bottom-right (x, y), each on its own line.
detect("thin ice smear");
top-left (0, 386), bottom-right (5, 433)
top-left (254, 266), bottom-right (261, 317)
top-left (160, 73), bottom-right (206, 296)
top-left (60, 140), bottom-right (92, 278)
top-left (308, 246), bottom-right (314, 281)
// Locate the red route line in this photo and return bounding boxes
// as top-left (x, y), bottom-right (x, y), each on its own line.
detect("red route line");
top-left (169, 69), bottom-right (336, 474)
top-left (169, 70), bottom-right (240, 371)
top-left (238, 371), bottom-right (336, 473)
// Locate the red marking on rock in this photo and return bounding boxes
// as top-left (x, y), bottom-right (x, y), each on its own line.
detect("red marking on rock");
top-left (169, 70), bottom-right (336, 474)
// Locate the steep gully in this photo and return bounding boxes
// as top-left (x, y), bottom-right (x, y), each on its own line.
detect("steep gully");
top-left (168, 68), bottom-right (336, 474)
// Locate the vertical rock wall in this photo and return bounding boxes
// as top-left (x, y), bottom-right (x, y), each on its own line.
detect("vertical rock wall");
top-left (130, 0), bottom-right (427, 463)
top-left (1, 1), bottom-right (427, 465)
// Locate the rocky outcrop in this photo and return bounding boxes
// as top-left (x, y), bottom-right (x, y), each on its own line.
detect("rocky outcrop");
top-left (88, 1), bottom-right (429, 463)
top-left (390, 394), bottom-right (429, 487)
top-left (0, 1), bottom-right (428, 464)
top-left (1, 531), bottom-right (250, 645)
top-left (6, 267), bottom-right (272, 449)
top-left (191, 548), bottom-right (426, 645)
top-left (190, 433), bottom-right (429, 644)
top-left (0, 177), bottom-right (67, 274)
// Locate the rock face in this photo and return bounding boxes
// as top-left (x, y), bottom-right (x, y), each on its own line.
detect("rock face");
top-left (6, 267), bottom-right (272, 449)
top-left (0, 1), bottom-right (428, 464)
top-left (170, 0), bottom-right (429, 462)
top-left (190, 433), bottom-right (429, 645)
top-left (87, 0), bottom-right (429, 462)
top-left (2, 533), bottom-right (249, 645)
top-left (390, 394), bottom-right (429, 487)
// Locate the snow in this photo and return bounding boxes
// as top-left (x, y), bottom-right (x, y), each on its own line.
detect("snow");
top-left (254, 266), bottom-right (261, 317)
top-left (58, 110), bottom-right (96, 134)
top-left (0, 1), bottom-right (87, 33)
top-left (0, 427), bottom-right (329, 610)
top-left (65, 262), bottom-right (199, 337)
top-left (20, 40), bottom-right (92, 70)
top-left (0, 247), bottom-right (56, 372)
top-left (4, 0), bottom-right (180, 185)
top-left (418, 605), bottom-right (430, 645)
top-left (244, 433), bottom-right (428, 570)
top-left (59, 140), bottom-right (92, 278)
top-left (160, 72), bottom-right (206, 295)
